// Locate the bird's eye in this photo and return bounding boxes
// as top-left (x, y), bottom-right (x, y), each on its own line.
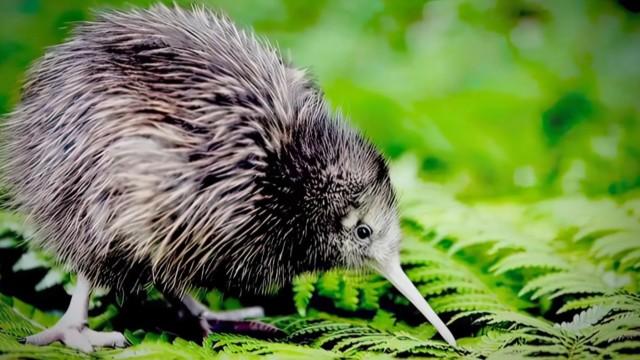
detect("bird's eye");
top-left (355, 224), bottom-right (372, 240)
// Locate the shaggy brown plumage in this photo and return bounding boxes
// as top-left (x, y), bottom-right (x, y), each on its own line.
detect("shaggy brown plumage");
top-left (2, 4), bottom-right (398, 298)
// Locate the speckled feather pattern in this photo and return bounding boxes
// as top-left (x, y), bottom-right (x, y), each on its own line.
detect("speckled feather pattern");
top-left (2, 4), bottom-right (397, 297)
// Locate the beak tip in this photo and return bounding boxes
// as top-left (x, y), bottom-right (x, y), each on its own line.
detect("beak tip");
top-left (434, 322), bottom-right (457, 347)
top-left (375, 259), bottom-right (457, 347)
top-left (444, 335), bottom-right (457, 347)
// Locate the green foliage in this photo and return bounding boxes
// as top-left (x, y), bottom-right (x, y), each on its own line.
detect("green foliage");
top-left (542, 92), bottom-right (594, 146)
top-left (474, 306), bottom-right (640, 359)
top-left (207, 333), bottom-right (341, 359)
top-left (292, 272), bottom-right (317, 316)
top-left (0, 0), bottom-right (639, 358)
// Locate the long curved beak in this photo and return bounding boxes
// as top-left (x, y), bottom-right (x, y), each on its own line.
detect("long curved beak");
top-left (374, 256), bottom-right (457, 346)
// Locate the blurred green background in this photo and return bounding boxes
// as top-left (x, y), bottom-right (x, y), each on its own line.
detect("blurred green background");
top-left (1, 0), bottom-right (639, 199)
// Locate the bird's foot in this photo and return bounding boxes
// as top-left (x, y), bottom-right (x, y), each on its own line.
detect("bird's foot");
top-left (24, 322), bottom-right (127, 353)
top-left (198, 307), bottom-right (284, 338)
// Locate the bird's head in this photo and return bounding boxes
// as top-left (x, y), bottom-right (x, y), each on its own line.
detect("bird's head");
top-left (268, 109), bottom-right (456, 346)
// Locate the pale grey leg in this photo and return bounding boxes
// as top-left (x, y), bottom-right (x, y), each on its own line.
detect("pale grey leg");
top-left (181, 294), bottom-right (264, 321)
top-left (24, 274), bottom-right (127, 352)
top-left (180, 294), bottom-right (284, 336)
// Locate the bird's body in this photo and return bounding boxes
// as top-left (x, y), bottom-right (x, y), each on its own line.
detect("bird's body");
top-left (4, 5), bottom-right (388, 296)
top-left (2, 5), bottom-right (456, 351)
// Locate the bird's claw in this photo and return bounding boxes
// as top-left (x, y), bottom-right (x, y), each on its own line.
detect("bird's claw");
top-left (25, 324), bottom-right (128, 353)
top-left (198, 307), bottom-right (285, 338)
top-left (201, 318), bottom-right (285, 338)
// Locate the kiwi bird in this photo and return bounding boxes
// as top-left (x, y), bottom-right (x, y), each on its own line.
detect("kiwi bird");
top-left (2, 4), bottom-right (456, 352)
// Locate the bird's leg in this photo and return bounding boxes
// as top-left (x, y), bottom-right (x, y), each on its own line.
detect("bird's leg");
top-left (181, 294), bottom-right (264, 320)
top-left (24, 274), bottom-right (127, 352)
top-left (181, 295), bottom-right (282, 336)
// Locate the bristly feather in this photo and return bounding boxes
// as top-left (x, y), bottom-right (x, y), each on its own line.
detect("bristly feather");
top-left (0, 4), bottom-right (395, 297)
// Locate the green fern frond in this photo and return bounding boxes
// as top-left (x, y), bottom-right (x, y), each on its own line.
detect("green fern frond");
top-left (296, 269), bottom-right (381, 313)
top-left (108, 338), bottom-right (220, 360)
top-left (359, 279), bottom-right (388, 310)
top-left (405, 266), bottom-right (470, 283)
top-left (557, 293), bottom-right (640, 313)
top-left (620, 249), bottom-right (640, 270)
top-left (370, 310), bottom-right (396, 330)
top-left (429, 294), bottom-right (510, 314)
top-left (0, 294), bottom-right (57, 336)
top-left (555, 306), bottom-right (611, 334)
top-left (489, 343), bottom-right (573, 359)
top-left (589, 312), bottom-right (640, 344)
top-left (518, 271), bottom-right (613, 299)
top-left (476, 311), bottom-right (561, 337)
top-left (287, 320), bottom-right (353, 340)
top-left (344, 333), bottom-right (451, 357)
top-left (418, 279), bottom-right (485, 296)
top-left (316, 271), bottom-right (341, 297)
top-left (490, 251), bottom-right (569, 275)
top-left (208, 333), bottom-right (340, 359)
top-left (591, 231), bottom-right (640, 267)
top-left (312, 326), bottom-right (379, 349)
top-left (476, 306), bottom-right (640, 359)
top-left (303, 318), bottom-right (454, 357)
top-left (534, 196), bottom-right (638, 240)
top-left (262, 312), bottom-right (459, 357)
top-left (337, 276), bottom-right (361, 311)
top-left (603, 340), bottom-right (640, 354)
top-left (292, 272), bottom-right (317, 316)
